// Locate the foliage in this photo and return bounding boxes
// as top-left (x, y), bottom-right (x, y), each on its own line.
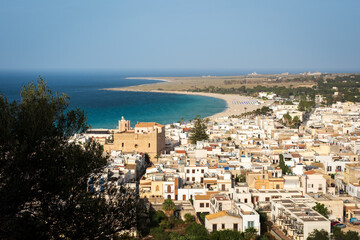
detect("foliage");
top-left (190, 74), bottom-right (360, 105)
top-left (184, 213), bottom-right (196, 223)
top-left (150, 209), bottom-right (168, 228)
top-left (244, 227), bottom-right (258, 240)
top-left (200, 212), bottom-right (209, 223)
top-left (230, 106), bottom-right (272, 118)
top-left (169, 232), bottom-right (188, 240)
top-left (0, 79), bottom-right (138, 239)
top-left (234, 174), bottom-right (246, 183)
top-left (282, 112), bottom-right (292, 126)
top-left (333, 227), bottom-right (359, 240)
top-left (162, 199), bottom-right (176, 212)
top-left (210, 229), bottom-right (244, 240)
top-left (257, 210), bottom-right (268, 235)
top-left (312, 202), bottom-right (329, 218)
top-left (160, 219), bottom-right (173, 229)
top-left (185, 223), bottom-right (210, 240)
top-left (150, 227), bottom-right (169, 240)
top-left (306, 229), bottom-right (329, 240)
top-left (279, 154), bottom-right (291, 175)
top-left (298, 100), bottom-right (315, 112)
top-left (189, 116), bottom-right (209, 144)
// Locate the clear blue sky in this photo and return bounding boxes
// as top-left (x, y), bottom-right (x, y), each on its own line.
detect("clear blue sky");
top-left (1, 0), bottom-right (359, 73)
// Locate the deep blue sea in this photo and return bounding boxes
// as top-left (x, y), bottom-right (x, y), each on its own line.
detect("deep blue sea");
top-left (0, 71), bottom-right (227, 128)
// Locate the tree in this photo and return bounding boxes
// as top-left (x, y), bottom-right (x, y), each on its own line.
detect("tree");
top-left (185, 223), bottom-right (210, 240)
top-left (210, 229), bottom-right (244, 240)
top-left (0, 79), bottom-right (138, 239)
top-left (244, 227), bottom-right (258, 240)
top-left (282, 112), bottom-right (292, 126)
top-left (162, 199), bottom-right (176, 216)
top-left (333, 227), bottom-right (359, 240)
top-left (306, 229), bottom-right (329, 240)
top-left (312, 202), bottom-right (329, 218)
top-left (291, 116), bottom-right (301, 129)
top-left (184, 213), bottom-right (195, 223)
top-left (189, 116), bottom-right (209, 144)
top-left (279, 154), bottom-right (291, 175)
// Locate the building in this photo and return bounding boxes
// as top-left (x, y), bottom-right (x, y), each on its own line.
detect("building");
top-left (104, 117), bottom-right (166, 159)
top-left (271, 199), bottom-right (331, 240)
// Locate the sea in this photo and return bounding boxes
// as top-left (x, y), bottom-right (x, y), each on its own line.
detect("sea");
top-left (0, 70), bottom-right (227, 128)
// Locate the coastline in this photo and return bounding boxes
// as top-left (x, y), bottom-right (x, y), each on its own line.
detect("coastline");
top-left (125, 77), bottom-right (172, 82)
top-left (102, 87), bottom-right (273, 120)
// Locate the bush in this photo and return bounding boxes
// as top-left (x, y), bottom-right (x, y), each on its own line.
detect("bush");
top-left (150, 227), bottom-right (168, 240)
top-left (184, 213), bottom-right (195, 223)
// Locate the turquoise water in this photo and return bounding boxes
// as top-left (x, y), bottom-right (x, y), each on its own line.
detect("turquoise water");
top-left (0, 71), bottom-right (227, 128)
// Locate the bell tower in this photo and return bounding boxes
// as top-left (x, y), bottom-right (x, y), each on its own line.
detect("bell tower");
top-left (118, 116), bottom-right (130, 132)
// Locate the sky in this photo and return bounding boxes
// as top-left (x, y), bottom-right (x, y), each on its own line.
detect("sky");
top-left (0, 0), bottom-right (360, 73)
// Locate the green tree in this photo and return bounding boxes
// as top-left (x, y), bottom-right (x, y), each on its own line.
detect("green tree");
top-left (306, 229), bottom-right (329, 240)
top-left (244, 227), bottom-right (258, 240)
top-left (333, 227), bottom-right (359, 240)
top-left (210, 229), bottom-right (244, 240)
top-left (282, 112), bottom-right (292, 126)
top-left (0, 79), bottom-right (138, 239)
top-left (185, 223), bottom-right (210, 240)
top-left (162, 198), bottom-right (176, 216)
top-left (150, 227), bottom-right (169, 240)
top-left (189, 116), bottom-right (209, 144)
top-left (291, 116), bottom-right (301, 129)
top-left (279, 154), bottom-right (291, 175)
top-left (312, 202), bottom-right (329, 218)
top-left (184, 213), bottom-right (195, 223)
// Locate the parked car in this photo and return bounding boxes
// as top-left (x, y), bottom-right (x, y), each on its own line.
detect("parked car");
top-left (331, 220), bottom-right (340, 226)
top-left (335, 223), bottom-right (346, 228)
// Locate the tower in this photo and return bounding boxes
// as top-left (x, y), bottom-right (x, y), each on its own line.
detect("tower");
top-left (118, 116), bottom-right (130, 132)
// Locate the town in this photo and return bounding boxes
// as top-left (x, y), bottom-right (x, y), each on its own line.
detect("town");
top-left (71, 88), bottom-right (360, 240)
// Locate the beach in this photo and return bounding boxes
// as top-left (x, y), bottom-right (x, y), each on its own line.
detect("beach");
top-left (102, 87), bottom-right (274, 120)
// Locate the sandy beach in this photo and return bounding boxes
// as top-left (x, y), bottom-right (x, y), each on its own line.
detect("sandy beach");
top-left (102, 87), bottom-right (274, 120)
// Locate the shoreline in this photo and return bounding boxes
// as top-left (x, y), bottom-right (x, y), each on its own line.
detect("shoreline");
top-left (125, 77), bottom-right (172, 82)
top-left (102, 87), bottom-right (273, 120)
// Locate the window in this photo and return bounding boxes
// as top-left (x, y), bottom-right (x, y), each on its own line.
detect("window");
top-left (186, 177), bottom-right (189, 181)
top-left (233, 224), bottom-right (238, 231)
top-left (135, 144), bottom-right (138, 148)
top-left (192, 169), bottom-right (195, 173)
top-left (187, 169), bottom-right (190, 173)
top-left (200, 203), bottom-right (204, 208)
top-left (244, 198), bottom-right (248, 203)
top-left (213, 224), bottom-right (217, 231)
top-left (219, 203), bottom-right (222, 211)
top-left (206, 203), bottom-right (209, 207)
top-left (148, 143), bottom-right (150, 148)
top-left (121, 142), bottom-right (124, 147)
top-left (265, 197), bottom-right (270, 202)
top-left (201, 169), bottom-right (204, 173)
top-left (222, 224), bottom-right (225, 229)
top-left (319, 184), bottom-right (322, 190)
top-left (248, 221), bottom-right (254, 228)
top-left (276, 184), bottom-right (280, 189)
top-left (192, 177), bottom-right (195, 181)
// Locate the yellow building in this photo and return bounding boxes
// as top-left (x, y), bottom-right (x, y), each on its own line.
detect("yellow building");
top-left (104, 117), bottom-right (166, 159)
top-left (246, 171), bottom-right (284, 190)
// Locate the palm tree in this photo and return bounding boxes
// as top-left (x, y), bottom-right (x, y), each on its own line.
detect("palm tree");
top-left (244, 227), bottom-right (258, 240)
top-left (162, 199), bottom-right (176, 217)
